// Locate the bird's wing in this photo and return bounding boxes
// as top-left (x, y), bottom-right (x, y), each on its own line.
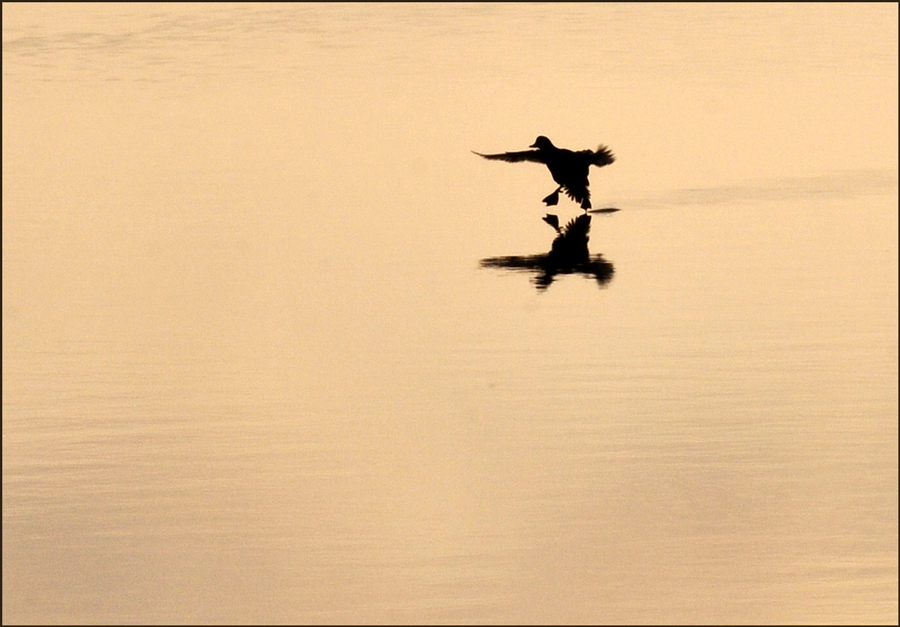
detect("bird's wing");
top-left (472, 149), bottom-right (544, 163)
top-left (589, 145), bottom-right (615, 167)
top-left (562, 185), bottom-right (590, 206)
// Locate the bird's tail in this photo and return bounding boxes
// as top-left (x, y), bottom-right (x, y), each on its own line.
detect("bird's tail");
top-left (591, 145), bottom-right (615, 167)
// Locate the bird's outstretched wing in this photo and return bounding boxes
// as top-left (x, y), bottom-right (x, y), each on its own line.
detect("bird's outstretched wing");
top-left (472, 149), bottom-right (545, 163)
top-left (589, 145), bottom-right (615, 167)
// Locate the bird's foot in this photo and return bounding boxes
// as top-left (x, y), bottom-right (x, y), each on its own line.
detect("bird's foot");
top-left (542, 190), bottom-right (560, 206)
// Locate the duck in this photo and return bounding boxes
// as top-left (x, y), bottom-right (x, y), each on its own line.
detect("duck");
top-left (473, 136), bottom-right (615, 210)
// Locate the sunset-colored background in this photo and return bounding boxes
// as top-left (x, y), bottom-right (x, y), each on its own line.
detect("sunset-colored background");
top-left (4, 3), bottom-right (897, 623)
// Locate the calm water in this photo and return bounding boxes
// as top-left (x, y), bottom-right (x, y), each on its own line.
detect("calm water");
top-left (3, 3), bottom-right (898, 624)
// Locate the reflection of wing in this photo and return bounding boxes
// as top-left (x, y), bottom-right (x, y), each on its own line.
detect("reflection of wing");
top-left (472, 150), bottom-right (544, 163)
top-left (561, 213), bottom-right (591, 237)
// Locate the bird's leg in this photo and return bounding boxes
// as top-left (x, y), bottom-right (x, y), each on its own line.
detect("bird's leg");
top-left (542, 186), bottom-right (562, 206)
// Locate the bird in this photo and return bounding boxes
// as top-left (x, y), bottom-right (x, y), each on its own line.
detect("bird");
top-left (473, 136), bottom-right (615, 210)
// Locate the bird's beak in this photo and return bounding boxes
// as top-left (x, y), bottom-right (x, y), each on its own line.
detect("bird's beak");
top-left (529, 142), bottom-right (538, 148)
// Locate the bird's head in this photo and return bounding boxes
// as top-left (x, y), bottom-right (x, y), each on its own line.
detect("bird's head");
top-left (529, 136), bottom-right (554, 150)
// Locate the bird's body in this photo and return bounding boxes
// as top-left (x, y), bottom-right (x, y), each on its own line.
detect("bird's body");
top-left (473, 136), bottom-right (615, 210)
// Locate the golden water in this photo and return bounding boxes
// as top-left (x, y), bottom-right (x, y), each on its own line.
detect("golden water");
top-left (3, 4), bottom-right (897, 623)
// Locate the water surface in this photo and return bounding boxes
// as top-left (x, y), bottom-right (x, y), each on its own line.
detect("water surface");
top-left (3, 3), bottom-right (898, 624)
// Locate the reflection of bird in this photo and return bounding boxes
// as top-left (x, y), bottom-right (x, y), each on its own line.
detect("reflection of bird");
top-left (547, 213), bottom-right (591, 267)
top-left (480, 212), bottom-right (614, 290)
top-left (473, 136), bottom-right (615, 210)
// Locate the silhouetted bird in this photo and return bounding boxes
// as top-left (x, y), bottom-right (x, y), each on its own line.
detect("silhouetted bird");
top-left (473, 136), bottom-right (615, 210)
